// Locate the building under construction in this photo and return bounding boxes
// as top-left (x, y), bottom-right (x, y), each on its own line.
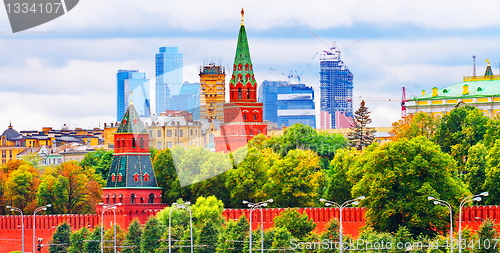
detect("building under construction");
top-left (319, 46), bottom-right (354, 129)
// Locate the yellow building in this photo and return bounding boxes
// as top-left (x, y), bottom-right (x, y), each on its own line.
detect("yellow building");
top-left (407, 62), bottom-right (500, 118)
top-left (0, 124), bottom-right (26, 164)
top-left (199, 64), bottom-right (226, 122)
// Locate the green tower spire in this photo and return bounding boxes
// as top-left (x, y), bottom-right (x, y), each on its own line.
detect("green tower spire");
top-left (230, 8), bottom-right (257, 87)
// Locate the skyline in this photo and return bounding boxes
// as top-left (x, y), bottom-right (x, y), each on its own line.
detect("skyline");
top-left (1, 0), bottom-right (500, 130)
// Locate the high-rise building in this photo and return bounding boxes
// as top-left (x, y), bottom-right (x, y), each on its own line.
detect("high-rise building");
top-left (117, 70), bottom-right (150, 121)
top-left (319, 46), bottom-right (353, 129)
top-left (170, 82), bottom-right (201, 120)
top-left (215, 9), bottom-right (267, 152)
top-left (155, 47), bottom-right (183, 114)
top-left (259, 80), bottom-right (316, 128)
top-left (199, 64), bottom-right (226, 122)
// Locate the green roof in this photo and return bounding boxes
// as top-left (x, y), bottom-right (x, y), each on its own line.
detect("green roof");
top-left (117, 104), bottom-right (147, 134)
top-left (229, 21), bottom-right (257, 87)
top-left (413, 79), bottom-right (500, 100)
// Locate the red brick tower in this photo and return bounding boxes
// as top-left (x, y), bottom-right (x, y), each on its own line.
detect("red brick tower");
top-left (96, 103), bottom-right (167, 225)
top-left (215, 9), bottom-right (268, 152)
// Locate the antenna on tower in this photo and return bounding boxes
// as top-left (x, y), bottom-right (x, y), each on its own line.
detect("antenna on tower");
top-left (473, 55), bottom-right (477, 77)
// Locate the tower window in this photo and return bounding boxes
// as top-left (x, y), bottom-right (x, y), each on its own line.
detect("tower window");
top-left (131, 194), bottom-right (136, 204)
top-left (254, 115), bottom-right (257, 120)
top-left (132, 138), bottom-right (137, 148)
top-left (118, 173), bottom-right (123, 182)
top-left (111, 173), bottom-right (116, 182)
top-left (144, 173), bottom-right (150, 182)
top-left (148, 193), bottom-right (155, 204)
top-left (140, 138), bottom-right (145, 149)
top-left (243, 114), bottom-right (247, 120)
top-left (247, 88), bottom-right (251, 99)
top-left (238, 88), bottom-right (242, 99)
top-left (133, 173), bottom-right (139, 182)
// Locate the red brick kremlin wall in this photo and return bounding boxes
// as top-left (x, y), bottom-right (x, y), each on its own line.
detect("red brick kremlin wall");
top-left (0, 206), bottom-right (498, 253)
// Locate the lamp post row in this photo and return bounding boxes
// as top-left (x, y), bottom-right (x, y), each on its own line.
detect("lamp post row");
top-left (428, 192), bottom-right (489, 253)
top-left (6, 192), bottom-right (491, 253)
top-left (6, 204), bottom-right (51, 253)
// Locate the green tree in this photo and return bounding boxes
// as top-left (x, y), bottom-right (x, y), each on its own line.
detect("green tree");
top-left (122, 218), bottom-right (142, 253)
top-left (84, 227), bottom-right (102, 253)
top-left (103, 224), bottom-right (125, 253)
top-left (79, 148), bottom-right (113, 179)
top-left (190, 152), bottom-right (232, 204)
top-left (273, 208), bottom-right (316, 240)
top-left (49, 222), bottom-right (71, 253)
top-left (350, 136), bottom-right (470, 236)
top-left (482, 140), bottom-right (500, 205)
top-left (140, 216), bottom-right (164, 253)
top-left (216, 216), bottom-right (249, 253)
top-left (4, 164), bottom-right (37, 211)
top-left (68, 227), bottom-right (90, 253)
top-left (464, 143), bottom-right (487, 195)
top-left (482, 116), bottom-right (500, 148)
top-left (390, 112), bottom-right (437, 140)
top-left (197, 219), bottom-right (219, 253)
top-left (37, 161), bottom-right (103, 214)
top-left (433, 105), bottom-right (489, 169)
top-left (225, 147), bottom-right (269, 207)
top-left (475, 218), bottom-right (498, 253)
top-left (347, 100), bottom-right (376, 150)
top-left (262, 149), bottom-right (324, 207)
top-left (323, 147), bottom-right (360, 204)
top-left (153, 149), bottom-right (187, 203)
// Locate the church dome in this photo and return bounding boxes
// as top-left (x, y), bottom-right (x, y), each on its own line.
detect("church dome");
top-left (2, 124), bottom-right (22, 140)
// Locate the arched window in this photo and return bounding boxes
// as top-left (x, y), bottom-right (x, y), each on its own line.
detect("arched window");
top-left (140, 138), bottom-right (145, 149)
top-left (144, 173), bottom-right (150, 182)
top-left (149, 194), bottom-right (155, 203)
top-left (238, 88), bottom-right (242, 99)
top-left (117, 173), bottom-right (123, 182)
top-left (140, 197), bottom-right (144, 204)
top-left (133, 173), bottom-right (140, 182)
top-left (111, 173), bottom-right (116, 182)
top-left (105, 194), bottom-right (110, 204)
top-left (112, 194), bottom-right (116, 204)
top-left (132, 138), bottom-right (137, 148)
top-left (243, 114), bottom-right (247, 120)
top-left (131, 194), bottom-right (136, 204)
top-left (247, 88), bottom-right (251, 99)
top-left (119, 194), bottom-right (123, 204)
top-left (254, 114), bottom-right (257, 120)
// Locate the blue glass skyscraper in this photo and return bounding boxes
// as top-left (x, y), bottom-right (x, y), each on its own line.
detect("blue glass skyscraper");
top-left (258, 81), bottom-right (316, 129)
top-left (155, 47), bottom-right (183, 114)
top-left (319, 46), bottom-right (353, 129)
top-left (117, 70), bottom-right (150, 121)
top-left (170, 82), bottom-right (201, 120)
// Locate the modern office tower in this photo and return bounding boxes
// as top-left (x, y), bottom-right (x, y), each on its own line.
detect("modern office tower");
top-left (215, 9), bottom-right (268, 152)
top-left (155, 47), bottom-right (183, 114)
top-left (117, 70), bottom-right (150, 121)
top-left (259, 80), bottom-right (316, 128)
top-left (319, 45), bottom-right (353, 129)
top-left (170, 82), bottom-right (201, 120)
top-left (199, 64), bottom-right (226, 122)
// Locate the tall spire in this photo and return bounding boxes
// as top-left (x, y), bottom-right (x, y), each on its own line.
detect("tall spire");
top-left (230, 8), bottom-right (257, 88)
top-left (485, 59), bottom-right (494, 76)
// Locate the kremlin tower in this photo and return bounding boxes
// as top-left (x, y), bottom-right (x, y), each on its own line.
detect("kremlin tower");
top-left (215, 9), bottom-right (268, 152)
top-left (97, 102), bottom-right (166, 224)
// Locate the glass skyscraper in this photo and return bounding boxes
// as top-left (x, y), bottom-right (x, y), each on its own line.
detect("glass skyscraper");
top-left (258, 80), bottom-right (316, 129)
top-left (117, 70), bottom-right (150, 121)
top-left (155, 47), bottom-right (183, 114)
top-left (319, 46), bottom-right (353, 129)
top-left (170, 82), bottom-right (201, 120)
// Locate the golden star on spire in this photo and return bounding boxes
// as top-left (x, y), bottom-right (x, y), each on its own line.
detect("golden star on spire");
top-left (241, 8), bottom-right (245, 26)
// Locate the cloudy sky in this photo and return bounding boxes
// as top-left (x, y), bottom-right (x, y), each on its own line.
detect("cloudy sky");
top-left (1, 0), bottom-right (500, 131)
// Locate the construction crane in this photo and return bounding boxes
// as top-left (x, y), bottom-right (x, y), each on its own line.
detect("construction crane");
top-left (310, 32), bottom-right (363, 57)
top-left (401, 87), bottom-right (408, 118)
top-left (269, 52), bottom-right (318, 84)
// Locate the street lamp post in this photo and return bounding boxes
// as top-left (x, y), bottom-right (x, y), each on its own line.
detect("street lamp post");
top-left (7, 206), bottom-right (24, 253)
top-left (33, 204), bottom-right (51, 253)
top-left (168, 202), bottom-right (193, 253)
top-left (100, 203), bottom-right (122, 253)
top-left (320, 196), bottom-right (365, 253)
top-left (458, 192), bottom-right (488, 253)
top-left (428, 196), bottom-right (453, 252)
top-left (242, 199), bottom-right (273, 253)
